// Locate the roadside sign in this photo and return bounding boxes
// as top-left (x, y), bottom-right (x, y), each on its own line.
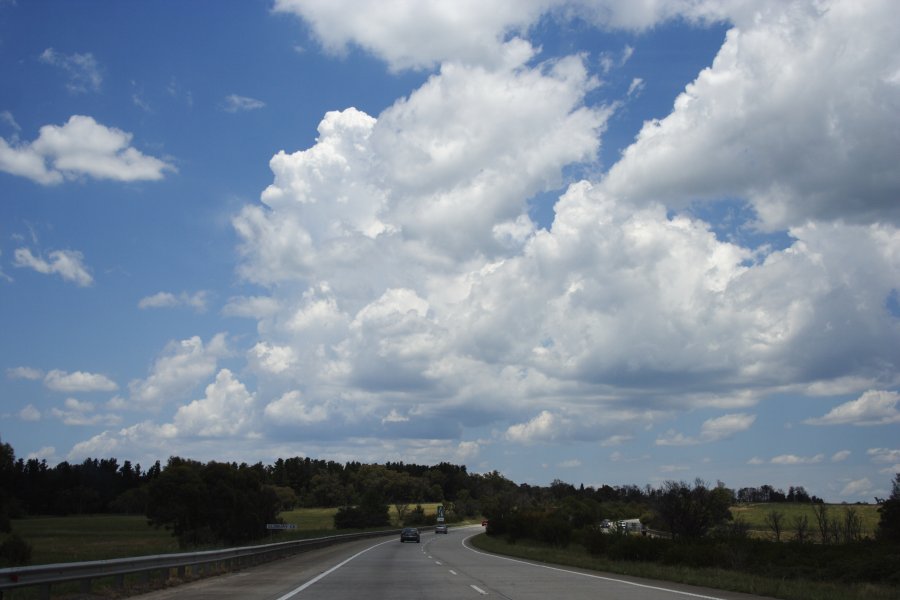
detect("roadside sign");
top-left (266, 524), bottom-right (297, 530)
top-left (437, 505), bottom-right (445, 523)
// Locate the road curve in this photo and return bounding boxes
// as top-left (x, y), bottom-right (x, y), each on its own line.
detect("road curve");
top-left (133, 526), bottom-right (773, 599)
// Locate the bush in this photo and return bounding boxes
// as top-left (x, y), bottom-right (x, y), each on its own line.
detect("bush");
top-left (334, 489), bottom-right (391, 529)
top-left (404, 504), bottom-right (428, 526)
top-left (582, 527), bottom-right (611, 555)
top-left (606, 534), bottom-right (668, 562)
top-left (0, 534), bottom-right (32, 567)
top-left (535, 513), bottom-right (572, 548)
top-left (504, 511), bottom-right (538, 543)
top-left (334, 505), bottom-right (367, 529)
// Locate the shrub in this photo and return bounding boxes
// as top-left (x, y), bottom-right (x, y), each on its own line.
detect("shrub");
top-left (606, 534), bottom-right (668, 562)
top-left (535, 513), bottom-right (572, 548)
top-left (582, 527), bottom-right (611, 555)
top-left (0, 534), bottom-right (32, 567)
top-left (404, 504), bottom-right (427, 526)
top-left (504, 510), bottom-right (537, 543)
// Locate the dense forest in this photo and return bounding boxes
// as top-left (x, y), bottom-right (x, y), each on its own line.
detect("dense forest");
top-left (1, 438), bottom-right (824, 522)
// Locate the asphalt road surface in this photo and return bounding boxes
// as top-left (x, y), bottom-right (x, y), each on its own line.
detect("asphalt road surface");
top-left (133, 526), bottom-right (773, 600)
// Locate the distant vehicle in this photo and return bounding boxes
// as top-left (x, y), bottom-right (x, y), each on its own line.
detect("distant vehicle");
top-left (481, 520), bottom-right (488, 527)
top-left (435, 524), bottom-right (448, 534)
top-left (600, 519), bottom-right (612, 529)
top-left (400, 527), bottom-right (420, 543)
top-left (617, 519), bottom-right (645, 535)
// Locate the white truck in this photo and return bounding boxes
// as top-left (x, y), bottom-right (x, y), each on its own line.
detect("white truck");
top-left (616, 518), bottom-right (645, 535)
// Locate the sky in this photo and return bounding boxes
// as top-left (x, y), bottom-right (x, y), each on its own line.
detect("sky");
top-left (1, 0), bottom-right (899, 503)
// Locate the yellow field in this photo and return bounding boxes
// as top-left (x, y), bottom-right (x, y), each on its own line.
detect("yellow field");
top-left (729, 503), bottom-right (881, 540)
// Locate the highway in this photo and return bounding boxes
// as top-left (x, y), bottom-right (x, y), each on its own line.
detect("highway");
top-left (134, 526), bottom-right (771, 599)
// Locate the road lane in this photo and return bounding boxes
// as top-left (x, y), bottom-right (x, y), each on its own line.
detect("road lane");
top-left (426, 526), bottom-right (769, 600)
top-left (129, 535), bottom-right (399, 600)
top-left (133, 527), bottom-right (774, 600)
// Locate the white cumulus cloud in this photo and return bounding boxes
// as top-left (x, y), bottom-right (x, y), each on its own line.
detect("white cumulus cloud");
top-left (172, 369), bottom-right (256, 437)
top-left (44, 369), bottom-right (118, 393)
top-left (601, 0), bottom-right (900, 230)
top-left (264, 390), bottom-right (328, 425)
top-left (0, 115), bottom-right (175, 185)
top-left (805, 390), bottom-right (900, 426)
top-left (128, 333), bottom-right (229, 410)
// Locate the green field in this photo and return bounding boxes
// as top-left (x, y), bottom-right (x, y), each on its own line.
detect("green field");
top-left (11, 515), bottom-right (179, 565)
top-left (10, 503), bottom-right (447, 565)
top-left (730, 503), bottom-right (881, 541)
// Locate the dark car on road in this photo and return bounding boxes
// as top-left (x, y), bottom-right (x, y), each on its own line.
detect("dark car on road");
top-left (435, 524), bottom-right (448, 534)
top-left (400, 527), bottom-right (420, 543)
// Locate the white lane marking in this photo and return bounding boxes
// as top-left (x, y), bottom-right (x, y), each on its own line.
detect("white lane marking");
top-left (449, 569), bottom-right (458, 575)
top-left (435, 560), bottom-right (443, 565)
top-left (462, 534), bottom-right (727, 600)
top-left (470, 584), bottom-right (488, 595)
top-left (273, 538), bottom-right (396, 600)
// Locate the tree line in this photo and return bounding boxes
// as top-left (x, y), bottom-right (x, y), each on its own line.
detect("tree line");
top-left (2, 436), bottom-right (898, 561)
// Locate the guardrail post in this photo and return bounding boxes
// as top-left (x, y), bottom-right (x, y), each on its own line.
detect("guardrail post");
top-left (80, 577), bottom-right (92, 594)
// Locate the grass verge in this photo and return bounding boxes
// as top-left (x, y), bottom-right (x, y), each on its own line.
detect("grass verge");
top-left (11, 514), bottom-right (178, 565)
top-left (10, 504), bottom-right (449, 565)
top-left (469, 533), bottom-right (900, 600)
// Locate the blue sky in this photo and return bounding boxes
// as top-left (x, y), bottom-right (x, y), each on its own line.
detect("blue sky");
top-left (1, 0), bottom-right (898, 503)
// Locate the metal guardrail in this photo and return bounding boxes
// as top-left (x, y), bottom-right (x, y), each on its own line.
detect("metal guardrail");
top-left (0, 527), bottom-right (423, 599)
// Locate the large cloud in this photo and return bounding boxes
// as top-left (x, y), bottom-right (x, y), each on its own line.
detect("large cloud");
top-left (274, 0), bottom-right (556, 71)
top-left (600, 0), bottom-right (900, 229)
top-left (273, 0), bottom-right (782, 71)
top-left (229, 1), bottom-right (900, 453)
top-left (237, 52), bottom-right (608, 285)
top-left (68, 1), bottom-right (899, 473)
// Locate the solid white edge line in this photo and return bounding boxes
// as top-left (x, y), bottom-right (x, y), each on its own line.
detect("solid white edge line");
top-left (273, 538), bottom-right (396, 600)
top-left (461, 533), bottom-right (727, 600)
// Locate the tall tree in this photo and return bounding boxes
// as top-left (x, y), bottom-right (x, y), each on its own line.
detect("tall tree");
top-left (654, 479), bottom-right (733, 539)
top-left (0, 437), bottom-right (15, 532)
top-left (876, 473), bottom-right (900, 542)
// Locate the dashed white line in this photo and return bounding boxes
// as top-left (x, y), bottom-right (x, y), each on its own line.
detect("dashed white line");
top-left (470, 584), bottom-right (488, 595)
top-left (449, 569), bottom-right (458, 575)
top-left (462, 534), bottom-right (728, 600)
